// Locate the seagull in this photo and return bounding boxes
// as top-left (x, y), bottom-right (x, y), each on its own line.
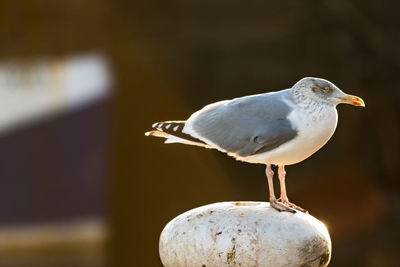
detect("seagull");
top-left (145, 77), bottom-right (365, 213)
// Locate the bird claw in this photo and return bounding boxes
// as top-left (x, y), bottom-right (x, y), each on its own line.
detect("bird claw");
top-left (270, 198), bottom-right (296, 213)
top-left (276, 198), bottom-right (308, 214)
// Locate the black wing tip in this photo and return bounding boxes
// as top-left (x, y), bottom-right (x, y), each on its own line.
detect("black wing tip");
top-left (146, 121), bottom-right (186, 138)
top-left (147, 120), bottom-right (208, 146)
top-left (151, 121), bottom-right (186, 131)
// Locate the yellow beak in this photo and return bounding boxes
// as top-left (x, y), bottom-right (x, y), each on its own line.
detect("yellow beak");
top-left (338, 94), bottom-right (365, 107)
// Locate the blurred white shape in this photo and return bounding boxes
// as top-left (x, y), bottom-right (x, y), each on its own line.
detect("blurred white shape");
top-left (0, 53), bottom-right (112, 133)
top-left (0, 218), bottom-right (107, 266)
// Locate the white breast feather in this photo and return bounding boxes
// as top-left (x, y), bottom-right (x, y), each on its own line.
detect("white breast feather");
top-left (242, 102), bottom-right (338, 165)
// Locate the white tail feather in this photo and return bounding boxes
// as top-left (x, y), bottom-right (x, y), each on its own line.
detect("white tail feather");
top-left (164, 134), bottom-right (211, 148)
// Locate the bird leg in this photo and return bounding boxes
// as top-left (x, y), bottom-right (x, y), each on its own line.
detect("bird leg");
top-left (278, 165), bottom-right (289, 203)
top-left (277, 165), bottom-right (308, 213)
top-left (266, 165), bottom-right (295, 213)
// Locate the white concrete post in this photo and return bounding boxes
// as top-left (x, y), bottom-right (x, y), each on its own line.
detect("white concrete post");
top-left (159, 202), bottom-right (331, 267)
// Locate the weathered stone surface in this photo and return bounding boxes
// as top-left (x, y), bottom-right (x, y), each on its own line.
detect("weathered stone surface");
top-left (160, 202), bottom-right (331, 267)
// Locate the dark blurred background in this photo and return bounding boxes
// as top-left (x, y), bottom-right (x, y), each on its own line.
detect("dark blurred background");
top-left (0, 0), bottom-right (399, 266)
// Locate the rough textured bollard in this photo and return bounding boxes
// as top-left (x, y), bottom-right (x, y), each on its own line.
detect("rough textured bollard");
top-left (159, 202), bottom-right (331, 267)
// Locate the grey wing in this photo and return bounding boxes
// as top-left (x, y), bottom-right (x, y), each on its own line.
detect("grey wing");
top-left (187, 90), bottom-right (298, 157)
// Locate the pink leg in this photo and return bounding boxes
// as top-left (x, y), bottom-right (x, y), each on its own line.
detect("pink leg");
top-left (266, 165), bottom-right (295, 213)
top-left (278, 165), bottom-right (289, 202)
top-left (278, 165), bottom-right (307, 213)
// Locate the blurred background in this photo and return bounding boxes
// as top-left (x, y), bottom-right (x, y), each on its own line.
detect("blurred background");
top-left (0, 0), bottom-right (399, 266)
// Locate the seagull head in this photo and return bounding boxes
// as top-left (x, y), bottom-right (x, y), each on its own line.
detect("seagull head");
top-left (293, 77), bottom-right (365, 107)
